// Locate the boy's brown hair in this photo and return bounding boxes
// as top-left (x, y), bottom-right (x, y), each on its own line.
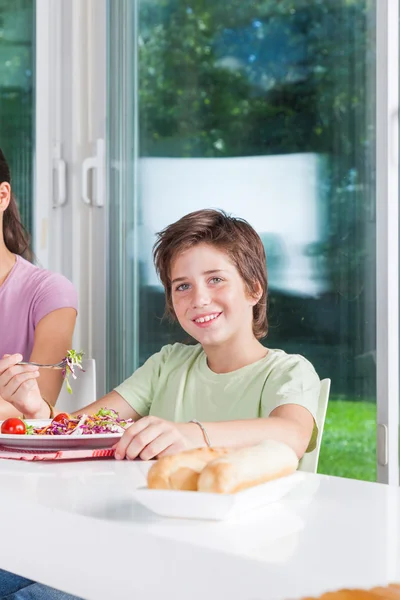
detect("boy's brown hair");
top-left (153, 209), bottom-right (268, 339)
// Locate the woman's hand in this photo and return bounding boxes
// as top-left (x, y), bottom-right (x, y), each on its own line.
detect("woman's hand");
top-left (114, 416), bottom-right (192, 460)
top-left (0, 354), bottom-right (50, 419)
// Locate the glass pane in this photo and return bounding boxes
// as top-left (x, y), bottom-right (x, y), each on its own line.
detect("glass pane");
top-left (107, 0), bottom-right (376, 481)
top-left (0, 0), bottom-right (35, 237)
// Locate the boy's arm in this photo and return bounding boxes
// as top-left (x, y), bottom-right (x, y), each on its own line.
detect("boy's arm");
top-left (177, 359), bottom-right (319, 459)
top-left (178, 404), bottom-right (315, 459)
top-left (115, 404), bottom-right (314, 461)
top-left (70, 390), bottom-right (142, 421)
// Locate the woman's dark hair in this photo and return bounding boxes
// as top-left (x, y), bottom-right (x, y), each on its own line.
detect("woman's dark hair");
top-left (0, 148), bottom-right (31, 259)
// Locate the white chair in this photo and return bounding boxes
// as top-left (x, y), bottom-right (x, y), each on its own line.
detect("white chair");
top-left (55, 358), bottom-right (97, 413)
top-left (298, 378), bottom-right (331, 473)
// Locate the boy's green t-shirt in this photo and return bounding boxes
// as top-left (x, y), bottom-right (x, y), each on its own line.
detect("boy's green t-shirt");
top-left (115, 343), bottom-right (320, 452)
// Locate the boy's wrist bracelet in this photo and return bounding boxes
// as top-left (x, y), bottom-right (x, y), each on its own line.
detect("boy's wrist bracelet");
top-left (189, 419), bottom-right (212, 447)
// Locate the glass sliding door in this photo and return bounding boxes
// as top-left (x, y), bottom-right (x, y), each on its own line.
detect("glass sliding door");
top-left (106, 0), bottom-right (397, 482)
top-left (0, 0), bottom-right (35, 237)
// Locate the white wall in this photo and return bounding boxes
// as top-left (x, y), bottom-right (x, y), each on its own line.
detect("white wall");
top-left (131, 152), bottom-right (328, 297)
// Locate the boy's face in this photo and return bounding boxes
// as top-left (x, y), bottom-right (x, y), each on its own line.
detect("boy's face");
top-left (170, 242), bottom-right (259, 348)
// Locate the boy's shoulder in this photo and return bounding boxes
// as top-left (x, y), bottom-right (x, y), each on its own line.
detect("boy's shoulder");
top-left (265, 348), bottom-right (319, 382)
top-left (267, 348), bottom-right (316, 370)
top-left (155, 342), bottom-right (204, 365)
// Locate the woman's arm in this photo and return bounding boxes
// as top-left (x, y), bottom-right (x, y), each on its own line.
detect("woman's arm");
top-left (0, 397), bottom-right (21, 419)
top-left (30, 307), bottom-right (77, 405)
top-left (0, 350), bottom-right (144, 420)
top-left (0, 355), bottom-right (143, 420)
top-left (0, 307), bottom-right (76, 418)
top-left (0, 349), bottom-right (153, 420)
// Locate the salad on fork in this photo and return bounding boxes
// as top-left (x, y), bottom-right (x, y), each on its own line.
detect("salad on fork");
top-left (62, 349), bottom-right (85, 394)
top-left (19, 349), bottom-right (84, 394)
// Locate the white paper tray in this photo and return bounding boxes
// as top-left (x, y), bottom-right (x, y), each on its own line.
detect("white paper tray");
top-left (132, 471), bottom-right (306, 520)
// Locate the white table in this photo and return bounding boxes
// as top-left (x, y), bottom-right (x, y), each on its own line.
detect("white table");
top-left (0, 459), bottom-right (399, 600)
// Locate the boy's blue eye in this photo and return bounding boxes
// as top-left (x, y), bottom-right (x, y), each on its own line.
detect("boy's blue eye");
top-left (176, 283), bottom-right (190, 292)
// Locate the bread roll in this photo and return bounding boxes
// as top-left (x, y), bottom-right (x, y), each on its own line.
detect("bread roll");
top-left (370, 586), bottom-right (400, 600)
top-left (301, 584), bottom-right (400, 600)
top-left (147, 447), bottom-right (229, 491)
top-left (197, 440), bottom-right (298, 494)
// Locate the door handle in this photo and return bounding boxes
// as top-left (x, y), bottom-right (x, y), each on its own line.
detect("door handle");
top-left (377, 423), bottom-right (388, 466)
top-left (52, 157), bottom-right (67, 207)
top-left (52, 139), bottom-right (67, 209)
top-left (81, 138), bottom-right (105, 207)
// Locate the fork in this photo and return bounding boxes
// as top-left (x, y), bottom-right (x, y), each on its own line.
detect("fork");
top-left (17, 359), bottom-right (67, 370)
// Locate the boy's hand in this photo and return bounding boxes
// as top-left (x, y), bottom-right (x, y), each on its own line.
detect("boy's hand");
top-left (114, 416), bottom-right (191, 460)
top-left (0, 354), bottom-right (50, 419)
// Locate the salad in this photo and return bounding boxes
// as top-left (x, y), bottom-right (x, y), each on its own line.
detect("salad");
top-left (0, 409), bottom-right (134, 436)
top-left (62, 349), bottom-right (84, 394)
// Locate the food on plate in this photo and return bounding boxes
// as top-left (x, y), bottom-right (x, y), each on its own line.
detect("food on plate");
top-left (0, 417), bottom-right (26, 435)
top-left (0, 409), bottom-right (133, 437)
top-left (301, 583), bottom-right (400, 599)
top-left (147, 447), bottom-right (230, 491)
top-left (197, 440), bottom-right (299, 494)
top-left (33, 408), bottom-right (133, 436)
top-left (147, 439), bottom-right (298, 493)
top-left (52, 412), bottom-right (70, 423)
top-left (62, 349), bottom-right (84, 394)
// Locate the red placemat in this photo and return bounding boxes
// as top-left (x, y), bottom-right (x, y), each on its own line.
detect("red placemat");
top-left (0, 446), bottom-right (115, 461)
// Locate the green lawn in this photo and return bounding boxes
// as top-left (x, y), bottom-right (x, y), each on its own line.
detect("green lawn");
top-left (317, 399), bottom-right (376, 481)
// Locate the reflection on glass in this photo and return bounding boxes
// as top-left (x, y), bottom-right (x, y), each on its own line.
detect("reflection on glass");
top-left (107, 0), bottom-right (376, 481)
top-left (0, 0), bottom-right (35, 235)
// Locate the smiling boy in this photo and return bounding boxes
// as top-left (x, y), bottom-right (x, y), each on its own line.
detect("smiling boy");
top-left (0, 209), bottom-right (320, 462)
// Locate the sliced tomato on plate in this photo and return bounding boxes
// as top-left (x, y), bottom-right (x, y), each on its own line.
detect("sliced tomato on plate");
top-left (51, 412), bottom-right (70, 424)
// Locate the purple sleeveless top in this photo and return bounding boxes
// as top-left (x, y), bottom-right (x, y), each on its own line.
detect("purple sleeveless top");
top-left (0, 255), bottom-right (78, 360)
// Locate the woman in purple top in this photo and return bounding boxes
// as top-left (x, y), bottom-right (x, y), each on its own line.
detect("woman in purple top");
top-left (0, 148), bottom-right (78, 419)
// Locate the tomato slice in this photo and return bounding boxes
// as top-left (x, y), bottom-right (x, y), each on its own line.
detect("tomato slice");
top-left (52, 412), bottom-right (70, 424)
top-left (1, 418), bottom-right (26, 435)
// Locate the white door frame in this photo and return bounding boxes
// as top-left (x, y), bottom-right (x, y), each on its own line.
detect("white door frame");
top-left (376, 0), bottom-right (400, 485)
top-left (34, 0), bottom-right (107, 397)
